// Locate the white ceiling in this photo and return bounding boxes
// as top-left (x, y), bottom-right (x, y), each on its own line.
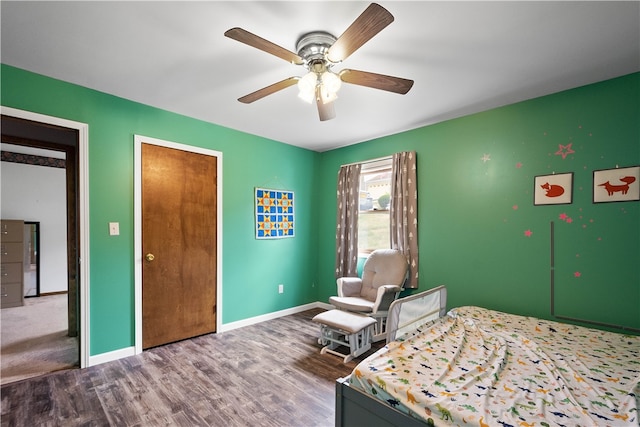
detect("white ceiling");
top-left (2, 1), bottom-right (639, 152)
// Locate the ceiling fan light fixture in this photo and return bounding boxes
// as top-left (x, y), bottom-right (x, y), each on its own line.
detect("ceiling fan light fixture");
top-left (318, 71), bottom-right (340, 104)
top-left (297, 72), bottom-right (318, 103)
top-left (321, 71), bottom-right (341, 94)
top-left (226, 3), bottom-right (412, 120)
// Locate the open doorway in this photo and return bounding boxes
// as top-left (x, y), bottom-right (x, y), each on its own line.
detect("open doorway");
top-left (1, 113), bottom-right (82, 383)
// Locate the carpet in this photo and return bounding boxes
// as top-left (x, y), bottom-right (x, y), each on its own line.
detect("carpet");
top-left (1, 294), bottom-right (78, 385)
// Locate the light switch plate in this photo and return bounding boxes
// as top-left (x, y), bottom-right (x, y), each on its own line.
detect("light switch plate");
top-left (109, 222), bottom-right (120, 236)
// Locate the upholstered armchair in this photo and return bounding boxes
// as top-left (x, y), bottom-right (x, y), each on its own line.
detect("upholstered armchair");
top-left (330, 249), bottom-right (408, 342)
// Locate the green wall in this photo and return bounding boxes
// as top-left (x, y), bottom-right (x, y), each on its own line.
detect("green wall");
top-left (1, 64), bottom-right (321, 355)
top-left (316, 73), bottom-right (640, 332)
top-left (2, 64), bottom-right (638, 359)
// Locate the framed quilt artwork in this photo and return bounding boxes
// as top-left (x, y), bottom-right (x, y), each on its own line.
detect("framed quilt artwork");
top-left (255, 187), bottom-right (295, 239)
top-left (533, 172), bottom-right (573, 205)
top-left (593, 165), bottom-right (640, 203)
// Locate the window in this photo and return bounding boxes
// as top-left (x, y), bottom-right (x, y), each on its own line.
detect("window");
top-left (358, 157), bottom-right (392, 253)
top-left (336, 151), bottom-right (417, 287)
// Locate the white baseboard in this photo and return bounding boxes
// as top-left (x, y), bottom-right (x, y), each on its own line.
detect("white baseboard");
top-left (316, 301), bottom-right (334, 311)
top-left (88, 346), bottom-right (136, 367)
top-left (218, 301), bottom-right (331, 333)
top-left (87, 301), bottom-right (333, 365)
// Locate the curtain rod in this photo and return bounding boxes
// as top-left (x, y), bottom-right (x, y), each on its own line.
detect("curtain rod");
top-left (340, 155), bottom-right (392, 168)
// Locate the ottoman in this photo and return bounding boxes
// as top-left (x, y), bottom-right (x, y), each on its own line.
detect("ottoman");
top-left (312, 309), bottom-right (377, 363)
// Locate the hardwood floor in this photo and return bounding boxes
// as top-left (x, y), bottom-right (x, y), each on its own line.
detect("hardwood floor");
top-left (1, 308), bottom-right (381, 427)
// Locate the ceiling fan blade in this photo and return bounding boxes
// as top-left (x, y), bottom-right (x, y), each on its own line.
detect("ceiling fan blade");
top-left (339, 69), bottom-right (414, 94)
top-left (315, 87), bottom-right (336, 121)
top-left (225, 27), bottom-right (304, 65)
top-left (327, 3), bottom-right (394, 63)
top-left (238, 77), bottom-right (299, 104)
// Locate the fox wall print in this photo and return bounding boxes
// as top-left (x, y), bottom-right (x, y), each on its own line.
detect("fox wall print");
top-left (534, 172), bottom-right (574, 205)
top-left (593, 166), bottom-right (640, 203)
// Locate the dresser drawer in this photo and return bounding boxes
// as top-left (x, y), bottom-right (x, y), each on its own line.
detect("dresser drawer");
top-left (1, 220), bottom-right (24, 243)
top-left (0, 262), bottom-right (22, 283)
top-left (1, 242), bottom-right (23, 263)
top-left (1, 282), bottom-right (23, 308)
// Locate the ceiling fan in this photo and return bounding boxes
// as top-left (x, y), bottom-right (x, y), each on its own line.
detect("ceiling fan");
top-left (224, 3), bottom-right (414, 121)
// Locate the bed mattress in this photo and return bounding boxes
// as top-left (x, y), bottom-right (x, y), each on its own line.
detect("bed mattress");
top-left (349, 306), bottom-right (640, 426)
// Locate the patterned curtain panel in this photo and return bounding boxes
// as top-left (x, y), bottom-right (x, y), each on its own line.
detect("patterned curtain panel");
top-left (390, 151), bottom-right (419, 289)
top-left (335, 163), bottom-right (361, 278)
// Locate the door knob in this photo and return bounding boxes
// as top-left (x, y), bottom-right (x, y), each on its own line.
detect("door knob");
top-left (145, 253), bottom-right (155, 262)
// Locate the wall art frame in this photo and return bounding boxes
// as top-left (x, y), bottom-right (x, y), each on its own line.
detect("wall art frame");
top-left (255, 187), bottom-right (295, 239)
top-left (593, 165), bottom-right (640, 203)
top-left (534, 172), bottom-right (573, 205)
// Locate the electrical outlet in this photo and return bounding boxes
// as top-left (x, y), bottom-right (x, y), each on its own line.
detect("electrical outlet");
top-left (278, 284), bottom-right (284, 294)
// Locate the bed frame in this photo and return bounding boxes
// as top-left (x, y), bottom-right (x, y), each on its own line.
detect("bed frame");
top-left (335, 285), bottom-right (447, 427)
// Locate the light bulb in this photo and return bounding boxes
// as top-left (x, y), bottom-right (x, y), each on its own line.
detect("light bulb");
top-left (321, 71), bottom-right (342, 94)
top-left (297, 72), bottom-right (317, 104)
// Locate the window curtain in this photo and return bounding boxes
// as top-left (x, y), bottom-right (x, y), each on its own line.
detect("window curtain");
top-left (390, 151), bottom-right (419, 288)
top-left (335, 163), bottom-right (361, 278)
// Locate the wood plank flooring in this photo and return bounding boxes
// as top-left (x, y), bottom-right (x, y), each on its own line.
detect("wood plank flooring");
top-left (1, 308), bottom-right (382, 427)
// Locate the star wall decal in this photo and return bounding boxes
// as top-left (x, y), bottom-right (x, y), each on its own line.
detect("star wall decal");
top-left (555, 143), bottom-right (575, 160)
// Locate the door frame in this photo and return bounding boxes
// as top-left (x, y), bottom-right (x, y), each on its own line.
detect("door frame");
top-left (133, 135), bottom-right (223, 354)
top-left (1, 106), bottom-right (90, 368)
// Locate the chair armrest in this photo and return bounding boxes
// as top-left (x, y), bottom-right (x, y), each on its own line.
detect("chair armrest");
top-left (372, 285), bottom-right (403, 312)
top-left (336, 277), bottom-right (363, 297)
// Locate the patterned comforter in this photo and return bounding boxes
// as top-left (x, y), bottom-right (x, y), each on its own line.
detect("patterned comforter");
top-left (349, 306), bottom-right (640, 426)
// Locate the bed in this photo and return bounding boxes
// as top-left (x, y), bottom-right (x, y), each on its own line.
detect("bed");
top-left (335, 286), bottom-right (640, 426)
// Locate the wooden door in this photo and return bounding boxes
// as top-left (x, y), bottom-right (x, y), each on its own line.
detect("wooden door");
top-left (141, 143), bottom-right (217, 349)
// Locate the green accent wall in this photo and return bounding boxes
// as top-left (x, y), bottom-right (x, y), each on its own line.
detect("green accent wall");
top-left (2, 64), bottom-right (638, 359)
top-left (316, 73), bottom-right (639, 332)
top-left (1, 64), bottom-right (321, 355)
